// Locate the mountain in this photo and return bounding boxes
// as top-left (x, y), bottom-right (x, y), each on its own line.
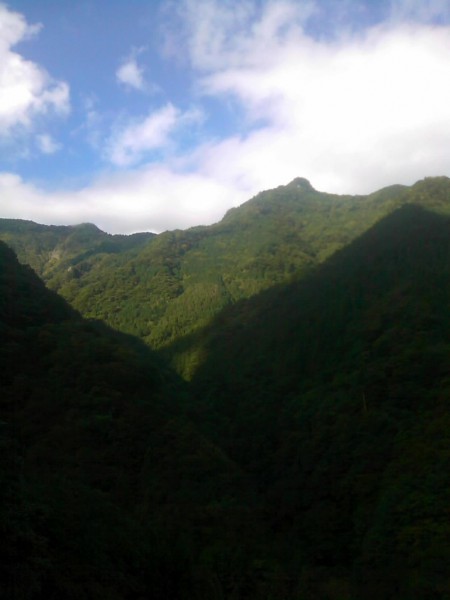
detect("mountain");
top-left (188, 203), bottom-right (450, 598)
top-left (0, 241), bottom-right (261, 599)
top-left (2, 176), bottom-right (450, 598)
top-left (0, 218), bottom-right (154, 281)
top-left (2, 177), bottom-right (449, 380)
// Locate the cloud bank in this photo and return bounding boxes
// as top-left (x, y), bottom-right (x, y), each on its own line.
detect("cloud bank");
top-left (0, 3), bottom-right (69, 137)
top-left (0, 0), bottom-right (449, 233)
top-left (176, 0), bottom-right (450, 195)
top-left (0, 168), bottom-right (238, 234)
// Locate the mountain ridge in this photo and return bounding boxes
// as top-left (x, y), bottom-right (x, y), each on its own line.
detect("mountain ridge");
top-left (186, 202), bottom-right (450, 597)
top-left (2, 175), bottom-right (450, 598)
top-left (1, 176), bottom-right (450, 379)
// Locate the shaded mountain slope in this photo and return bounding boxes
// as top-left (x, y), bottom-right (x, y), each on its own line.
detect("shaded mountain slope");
top-left (0, 242), bottom-right (262, 599)
top-left (2, 177), bottom-right (449, 379)
top-left (2, 175), bottom-right (450, 598)
top-left (185, 204), bottom-right (450, 598)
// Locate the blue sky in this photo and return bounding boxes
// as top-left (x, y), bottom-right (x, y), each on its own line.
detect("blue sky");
top-left (0, 0), bottom-right (449, 233)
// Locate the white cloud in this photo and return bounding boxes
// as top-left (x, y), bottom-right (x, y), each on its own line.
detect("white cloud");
top-left (1, 0), bottom-right (450, 235)
top-left (116, 55), bottom-right (145, 91)
top-left (36, 133), bottom-right (60, 154)
top-left (0, 167), bottom-right (240, 234)
top-left (170, 0), bottom-right (450, 196)
top-left (169, 0), bottom-right (316, 70)
top-left (0, 3), bottom-right (70, 136)
top-left (0, 1), bottom-right (41, 48)
top-left (105, 103), bottom-right (202, 166)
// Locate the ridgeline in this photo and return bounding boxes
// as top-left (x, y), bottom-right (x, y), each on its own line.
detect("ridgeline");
top-left (1, 176), bottom-right (450, 598)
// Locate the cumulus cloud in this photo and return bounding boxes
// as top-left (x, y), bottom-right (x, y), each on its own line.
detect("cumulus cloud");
top-left (116, 57), bottom-right (145, 90)
top-left (169, 0), bottom-right (450, 195)
top-left (165, 0), bottom-right (316, 70)
top-left (36, 133), bottom-right (60, 154)
top-left (1, 0), bottom-right (450, 234)
top-left (0, 167), bottom-right (240, 233)
top-left (116, 48), bottom-right (147, 91)
top-left (105, 103), bottom-right (203, 167)
top-left (0, 3), bottom-right (70, 136)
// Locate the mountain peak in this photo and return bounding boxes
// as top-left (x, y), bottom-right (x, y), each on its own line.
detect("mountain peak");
top-left (73, 222), bottom-right (102, 232)
top-left (287, 177), bottom-right (315, 192)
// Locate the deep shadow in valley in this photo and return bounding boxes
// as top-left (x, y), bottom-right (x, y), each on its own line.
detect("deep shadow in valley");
top-left (163, 204), bottom-right (450, 598)
top-left (2, 203), bottom-right (450, 598)
top-left (0, 241), bottom-right (262, 599)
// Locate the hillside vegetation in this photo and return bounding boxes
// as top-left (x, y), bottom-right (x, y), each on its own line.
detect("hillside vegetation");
top-left (1, 176), bottom-right (450, 598)
top-left (189, 203), bottom-right (450, 598)
top-left (0, 241), bottom-right (262, 599)
top-left (2, 176), bottom-right (449, 378)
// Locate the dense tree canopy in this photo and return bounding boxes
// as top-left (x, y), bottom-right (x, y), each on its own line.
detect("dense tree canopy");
top-left (1, 176), bottom-right (450, 598)
top-left (0, 242), bottom-right (257, 599)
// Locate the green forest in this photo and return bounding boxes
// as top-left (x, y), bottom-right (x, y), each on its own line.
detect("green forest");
top-left (1, 176), bottom-right (450, 598)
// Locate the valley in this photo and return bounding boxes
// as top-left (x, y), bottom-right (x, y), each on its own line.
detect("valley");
top-left (1, 176), bottom-right (450, 599)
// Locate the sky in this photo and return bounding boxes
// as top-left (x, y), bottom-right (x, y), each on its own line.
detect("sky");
top-left (0, 0), bottom-right (449, 233)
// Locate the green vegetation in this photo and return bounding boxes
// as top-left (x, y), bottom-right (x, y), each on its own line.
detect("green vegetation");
top-left (0, 179), bottom-right (412, 377)
top-left (0, 242), bottom-right (260, 599)
top-left (188, 203), bottom-right (450, 598)
top-left (1, 176), bottom-right (450, 598)
top-left (0, 218), bottom-right (154, 282)
top-left (2, 177), bottom-right (449, 379)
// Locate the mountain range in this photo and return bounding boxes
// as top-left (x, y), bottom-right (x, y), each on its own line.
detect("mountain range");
top-left (1, 176), bottom-right (450, 599)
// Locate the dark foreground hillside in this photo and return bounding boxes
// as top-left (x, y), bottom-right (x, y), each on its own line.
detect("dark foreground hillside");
top-left (0, 241), bottom-right (261, 599)
top-left (188, 204), bottom-right (450, 598)
top-left (2, 179), bottom-right (450, 599)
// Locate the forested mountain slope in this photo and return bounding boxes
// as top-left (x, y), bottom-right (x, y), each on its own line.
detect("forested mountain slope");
top-left (187, 203), bottom-right (450, 598)
top-left (0, 241), bottom-right (261, 599)
top-left (1, 177), bottom-right (449, 379)
top-left (2, 175), bottom-right (450, 599)
top-left (0, 218), bottom-right (154, 280)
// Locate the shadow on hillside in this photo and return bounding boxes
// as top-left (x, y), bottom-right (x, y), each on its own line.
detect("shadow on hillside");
top-left (0, 238), bottom-right (188, 406)
top-left (161, 204), bottom-right (450, 599)
top-left (162, 203), bottom-right (450, 390)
